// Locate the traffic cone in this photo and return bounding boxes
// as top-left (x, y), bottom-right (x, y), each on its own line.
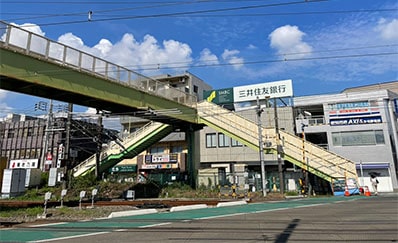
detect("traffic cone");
top-left (344, 186), bottom-right (350, 196)
top-left (364, 186), bottom-right (371, 197)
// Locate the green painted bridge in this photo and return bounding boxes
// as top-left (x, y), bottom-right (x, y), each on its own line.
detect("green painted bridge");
top-left (0, 21), bottom-right (357, 183)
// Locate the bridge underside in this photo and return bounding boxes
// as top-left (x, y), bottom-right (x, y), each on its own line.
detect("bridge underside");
top-left (0, 48), bottom-right (200, 129)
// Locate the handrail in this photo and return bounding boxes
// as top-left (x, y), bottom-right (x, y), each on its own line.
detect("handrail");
top-left (197, 101), bottom-right (276, 144)
top-left (0, 21), bottom-right (197, 107)
top-left (197, 100), bottom-right (357, 181)
top-left (72, 121), bottom-right (160, 175)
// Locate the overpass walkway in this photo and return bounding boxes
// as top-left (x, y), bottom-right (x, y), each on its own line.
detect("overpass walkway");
top-left (0, 21), bottom-right (357, 183)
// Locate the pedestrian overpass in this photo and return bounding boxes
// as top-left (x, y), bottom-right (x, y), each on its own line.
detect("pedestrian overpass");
top-left (0, 21), bottom-right (357, 183)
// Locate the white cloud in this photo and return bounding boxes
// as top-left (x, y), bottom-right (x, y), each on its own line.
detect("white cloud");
top-left (13, 22), bottom-right (46, 36)
top-left (58, 33), bottom-right (84, 48)
top-left (376, 18), bottom-right (398, 41)
top-left (222, 49), bottom-right (244, 70)
top-left (86, 33), bottom-right (193, 73)
top-left (198, 48), bottom-right (219, 65)
top-left (247, 44), bottom-right (257, 50)
top-left (0, 90), bottom-right (12, 118)
top-left (93, 39), bottom-right (113, 56)
top-left (268, 25), bottom-right (312, 57)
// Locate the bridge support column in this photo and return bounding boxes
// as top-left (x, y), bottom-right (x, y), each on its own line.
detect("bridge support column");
top-left (186, 126), bottom-right (199, 189)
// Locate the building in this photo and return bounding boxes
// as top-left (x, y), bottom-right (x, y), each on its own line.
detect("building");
top-left (294, 82), bottom-right (398, 192)
top-left (197, 81), bottom-right (398, 193)
top-left (0, 112), bottom-right (116, 172)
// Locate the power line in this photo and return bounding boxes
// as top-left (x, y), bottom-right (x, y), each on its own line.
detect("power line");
top-left (125, 44), bottom-right (398, 70)
top-left (5, 8), bottom-right (396, 22)
top-left (0, 0), bottom-right (295, 5)
top-left (3, 0), bottom-right (328, 27)
top-left (138, 52), bottom-right (398, 71)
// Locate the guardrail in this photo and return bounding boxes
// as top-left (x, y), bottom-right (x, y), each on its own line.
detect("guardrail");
top-left (0, 21), bottom-right (197, 107)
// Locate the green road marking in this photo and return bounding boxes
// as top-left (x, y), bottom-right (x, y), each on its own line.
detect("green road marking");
top-left (0, 196), bottom-right (367, 242)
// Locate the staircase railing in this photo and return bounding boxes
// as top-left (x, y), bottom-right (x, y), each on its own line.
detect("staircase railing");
top-left (197, 101), bottom-right (276, 150)
top-left (197, 100), bottom-right (357, 182)
top-left (73, 121), bottom-right (164, 177)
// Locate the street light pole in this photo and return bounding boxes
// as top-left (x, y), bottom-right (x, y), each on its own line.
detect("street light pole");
top-left (256, 96), bottom-right (267, 197)
top-left (274, 98), bottom-right (284, 194)
top-left (301, 123), bottom-right (309, 197)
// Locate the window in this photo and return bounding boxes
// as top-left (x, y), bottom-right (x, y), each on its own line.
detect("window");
top-left (231, 138), bottom-right (243, 147)
top-left (206, 133), bottom-right (217, 148)
top-left (218, 167), bottom-right (227, 185)
top-left (7, 129), bottom-right (15, 138)
top-left (20, 149), bottom-right (26, 158)
top-left (193, 85), bottom-right (198, 93)
top-left (27, 127), bottom-right (34, 136)
top-left (150, 147), bottom-right (164, 154)
top-left (218, 133), bottom-right (230, 147)
top-left (332, 130), bottom-right (385, 146)
top-left (171, 146), bottom-right (183, 153)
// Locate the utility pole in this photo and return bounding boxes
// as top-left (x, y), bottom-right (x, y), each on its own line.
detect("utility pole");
top-left (301, 123), bottom-right (310, 197)
top-left (64, 103), bottom-right (73, 189)
top-left (274, 98), bottom-right (284, 194)
top-left (95, 110), bottom-right (103, 180)
top-left (256, 96), bottom-right (267, 197)
top-left (40, 100), bottom-right (53, 171)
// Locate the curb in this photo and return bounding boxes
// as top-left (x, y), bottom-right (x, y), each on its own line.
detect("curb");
top-left (216, 200), bottom-right (247, 207)
top-left (108, 209), bottom-right (158, 218)
top-left (170, 204), bottom-right (208, 212)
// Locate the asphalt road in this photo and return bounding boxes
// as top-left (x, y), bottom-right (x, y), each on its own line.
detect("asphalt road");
top-left (1, 194), bottom-right (397, 243)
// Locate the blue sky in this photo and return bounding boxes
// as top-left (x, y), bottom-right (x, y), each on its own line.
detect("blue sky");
top-left (0, 0), bottom-right (397, 129)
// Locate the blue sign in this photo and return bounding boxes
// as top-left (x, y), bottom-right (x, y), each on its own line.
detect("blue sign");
top-left (330, 116), bottom-right (382, 126)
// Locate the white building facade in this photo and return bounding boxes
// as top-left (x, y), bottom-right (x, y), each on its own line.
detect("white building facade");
top-left (294, 88), bottom-right (398, 192)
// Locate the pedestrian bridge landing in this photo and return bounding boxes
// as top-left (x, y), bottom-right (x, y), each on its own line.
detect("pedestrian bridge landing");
top-left (0, 22), bottom-right (357, 182)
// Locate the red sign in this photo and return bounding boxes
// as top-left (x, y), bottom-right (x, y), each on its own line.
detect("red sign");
top-left (46, 153), bottom-right (53, 160)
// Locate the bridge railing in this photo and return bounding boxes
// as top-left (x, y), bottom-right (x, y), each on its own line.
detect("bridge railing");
top-left (0, 21), bottom-right (196, 106)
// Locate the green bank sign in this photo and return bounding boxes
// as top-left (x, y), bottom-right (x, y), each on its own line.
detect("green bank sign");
top-left (203, 80), bottom-right (293, 105)
top-left (203, 88), bottom-right (233, 104)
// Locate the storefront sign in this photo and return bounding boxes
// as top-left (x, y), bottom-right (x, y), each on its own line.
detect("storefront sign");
top-left (328, 101), bottom-right (370, 110)
top-left (10, 159), bottom-right (39, 169)
top-left (141, 163), bottom-right (178, 169)
top-left (204, 88), bottom-right (233, 104)
top-left (109, 165), bottom-right (136, 173)
top-left (203, 79), bottom-right (293, 105)
top-left (145, 154), bottom-right (178, 163)
top-left (330, 116), bottom-right (382, 126)
top-left (233, 79), bottom-right (293, 102)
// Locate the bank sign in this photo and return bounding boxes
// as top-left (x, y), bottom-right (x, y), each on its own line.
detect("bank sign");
top-left (204, 79), bottom-right (293, 104)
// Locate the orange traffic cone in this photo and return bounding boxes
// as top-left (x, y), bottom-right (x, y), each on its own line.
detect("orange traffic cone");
top-left (364, 186), bottom-right (371, 197)
top-left (344, 186), bottom-right (350, 196)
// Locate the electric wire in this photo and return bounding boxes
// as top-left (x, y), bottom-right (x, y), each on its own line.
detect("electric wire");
top-left (1, 0), bottom-right (328, 27)
top-left (4, 8), bottom-right (396, 22)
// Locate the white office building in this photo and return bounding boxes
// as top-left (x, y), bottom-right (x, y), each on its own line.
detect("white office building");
top-left (294, 82), bottom-right (398, 192)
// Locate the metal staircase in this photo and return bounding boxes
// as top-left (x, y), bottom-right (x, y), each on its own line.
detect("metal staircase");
top-left (73, 121), bottom-right (173, 177)
top-left (197, 100), bottom-right (357, 182)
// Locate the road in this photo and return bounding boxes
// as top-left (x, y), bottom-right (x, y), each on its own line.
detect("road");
top-left (1, 194), bottom-right (397, 243)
